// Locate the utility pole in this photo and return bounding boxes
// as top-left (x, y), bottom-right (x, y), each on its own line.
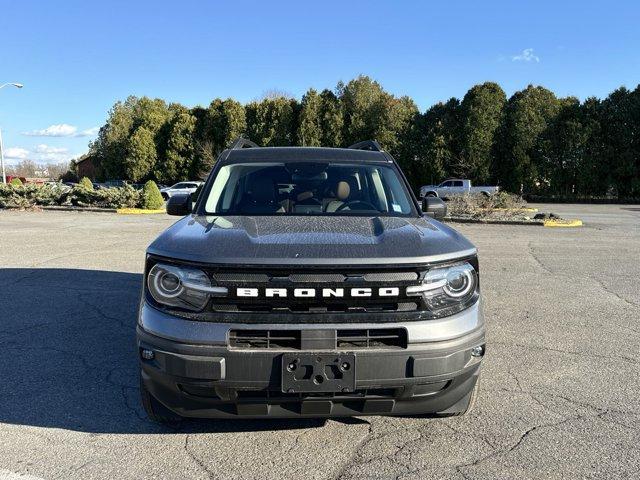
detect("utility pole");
top-left (0, 127), bottom-right (5, 183)
top-left (0, 82), bottom-right (24, 183)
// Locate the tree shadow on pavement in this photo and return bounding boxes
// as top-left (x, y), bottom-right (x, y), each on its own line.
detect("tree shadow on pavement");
top-left (0, 268), bottom-right (326, 434)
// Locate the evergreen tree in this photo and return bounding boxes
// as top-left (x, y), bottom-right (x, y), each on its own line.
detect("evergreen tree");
top-left (125, 126), bottom-right (157, 182)
top-left (318, 89), bottom-right (343, 147)
top-left (297, 89), bottom-right (322, 146)
top-left (155, 110), bottom-right (197, 183)
top-left (246, 96), bottom-right (296, 146)
top-left (495, 85), bottom-right (560, 193)
top-left (458, 82), bottom-right (506, 183)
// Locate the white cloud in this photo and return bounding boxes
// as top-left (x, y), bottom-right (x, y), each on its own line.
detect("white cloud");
top-left (512, 48), bottom-right (540, 63)
top-left (23, 124), bottom-right (78, 137)
top-left (4, 147), bottom-right (30, 160)
top-left (34, 144), bottom-right (68, 154)
top-left (22, 124), bottom-right (99, 137)
top-left (78, 126), bottom-right (99, 137)
top-left (2, 144), bottom-right (74, 164)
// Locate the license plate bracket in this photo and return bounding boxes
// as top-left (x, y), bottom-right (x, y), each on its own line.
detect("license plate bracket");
top-left (281, 353), bottom-right (356, 393)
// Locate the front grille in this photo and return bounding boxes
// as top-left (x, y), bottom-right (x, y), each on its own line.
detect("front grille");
top-left (213, 273), bottom-right (270, 283)
top-left (213, 272), bottom-right (418, 284)
top-left (229, 329), bottom-right (301, 349)
top-left (228, 328), bottom-right (407, 350)
top-left (362, 272), bottom-right (419, 282)
top-left (206, 266), bottom-right (426, 315)
top-left (212, 302), bottom-right (419, 313)
top-left (236, 388), bottom-right (398, 401)
top-left (336, 328), bottom-right (407, 349)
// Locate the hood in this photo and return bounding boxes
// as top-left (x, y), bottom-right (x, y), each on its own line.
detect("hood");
top-left (147, 215), bottom-right (476, 266)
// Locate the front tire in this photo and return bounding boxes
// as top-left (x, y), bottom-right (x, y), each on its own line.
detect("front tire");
top-left (140, 373), bottom-right (183, 425)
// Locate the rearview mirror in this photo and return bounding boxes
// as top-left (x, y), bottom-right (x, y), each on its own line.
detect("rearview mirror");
top-left (166, 194), bottom-right (192, 216)
top-left (422, 197), bottom-right (447, 220)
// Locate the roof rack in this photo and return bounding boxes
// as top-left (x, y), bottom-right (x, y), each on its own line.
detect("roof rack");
top-left (348, 140), bottom-right (383, 152)
top-left (229, 137), bottom-right (259, 150)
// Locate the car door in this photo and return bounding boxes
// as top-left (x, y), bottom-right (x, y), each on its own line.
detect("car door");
top-left (451, 180), bottom-right (465, 195)
top-left (438, 180), bottom-right (453, 196)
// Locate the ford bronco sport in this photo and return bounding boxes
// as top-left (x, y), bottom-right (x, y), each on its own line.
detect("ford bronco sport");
top-left (138, 139), bottom-right (485, 422)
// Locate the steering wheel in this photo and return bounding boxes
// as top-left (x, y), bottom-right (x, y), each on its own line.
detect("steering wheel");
top-left (336, 200), bottom-right (378, 212)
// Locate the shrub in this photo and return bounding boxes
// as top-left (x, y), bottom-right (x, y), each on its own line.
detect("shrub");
top-left (9, 178), bottom-right (23, 186)
top-left (0, 183), bottom-right (26, 208)
top-left (33, 184), bottom-right (63, 206)
top-left (66, 184), bottom-right (141, 209)
top-left (0, 182), bottom-right (142, 210)
top-left (446, 192), bottom-right (529, 219)
top-left (142, 180), bottom-right (164, 210)
top-left (79, 177), bottom-right (94, 190)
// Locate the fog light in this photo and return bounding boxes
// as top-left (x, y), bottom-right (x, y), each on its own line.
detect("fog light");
top-left (471, 345), bottom-right (485, 357)
top-left (141, 348), bottom-right (155, 360)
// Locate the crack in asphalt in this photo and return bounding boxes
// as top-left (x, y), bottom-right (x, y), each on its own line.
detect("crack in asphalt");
top-left (0, 344), bottom-right (96, 373)
top-left (527, 242), bottom-right (553, 274)
top-left (527, 242), bottom-right (639, 311)
top-left (587, 275), bottom-right (640, 309)
top-left (27, 241), bottom-right (130, 269)
top-left (332, 421), bottom-right (375, 480)
top-left (452, 414), bottom-right (585, 480)
top-left (339, 370), bottom-right (640, 480)
top-left (78, 294), bottom-right (137, 331)
top-left (183, 434), bottom-right (216, 480)
top-left (491, 340), bottom-right (636, 365)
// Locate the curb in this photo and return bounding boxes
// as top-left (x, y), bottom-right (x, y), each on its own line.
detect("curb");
top-left (485, 207), bottom-right (539, 213)
top-left (41, 206), bottom-right (117, 213)
top-left (445, 217), bottom-right (544, 226)
top-left (116, 208), bottom-right (165, 215)
top-left (543, 219), bottom-right (583, 228)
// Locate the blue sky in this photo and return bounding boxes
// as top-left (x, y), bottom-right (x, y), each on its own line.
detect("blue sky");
top-left (1, 0), bottom-right (639, 166)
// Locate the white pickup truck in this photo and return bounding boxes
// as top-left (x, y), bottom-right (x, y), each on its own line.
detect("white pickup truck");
top-left (419, 179), bottom-right (499, 199)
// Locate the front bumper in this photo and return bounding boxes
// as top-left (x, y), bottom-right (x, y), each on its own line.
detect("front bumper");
top-left (137, 301), bottom-right (485, 418)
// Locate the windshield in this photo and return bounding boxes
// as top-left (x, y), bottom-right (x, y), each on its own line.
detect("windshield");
top-left (202, 162), bottom-right (416, 216)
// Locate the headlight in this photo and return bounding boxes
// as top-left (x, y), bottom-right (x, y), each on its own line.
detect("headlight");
top-left (407, 262), bottom-right (478, 316)
top-left (147, 263), bottom-right (227, 311)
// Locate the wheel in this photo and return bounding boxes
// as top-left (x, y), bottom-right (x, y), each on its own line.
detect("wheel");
top-left (139, 373), bottom-right (183, 425)
top-left (481, 191), bottom-right (490, 198)
top-left (426, 192), bottom-right (437, 198)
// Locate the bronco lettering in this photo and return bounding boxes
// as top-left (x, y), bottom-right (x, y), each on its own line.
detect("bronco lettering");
top-left (237, 287), bottom-right (403, 298)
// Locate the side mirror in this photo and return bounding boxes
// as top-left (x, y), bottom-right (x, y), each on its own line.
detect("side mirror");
top-left (166, 194), bottom-right (192, 216)
top-left (422, 197), bottom-right (447, 220)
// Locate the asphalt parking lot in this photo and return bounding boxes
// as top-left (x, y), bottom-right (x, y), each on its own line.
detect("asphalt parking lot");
top-left (0, 204), bottom-right (639, 480)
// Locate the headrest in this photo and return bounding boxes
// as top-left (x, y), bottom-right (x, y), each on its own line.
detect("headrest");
top-left (250, 177), bottom-right (276, 203)
top-left (336, 181), bottom-right (350, 201)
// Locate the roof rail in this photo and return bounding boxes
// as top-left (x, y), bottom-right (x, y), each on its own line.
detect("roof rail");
top-left (348, 140), bottom-right (383, 152)
top-left (229, 137), bottom-right (259, 150)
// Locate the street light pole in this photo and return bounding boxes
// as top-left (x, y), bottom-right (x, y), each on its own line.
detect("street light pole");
top-left (0, 128), bottom-right (6, 184)
top-left (0, 82), bottom-right (23, 183)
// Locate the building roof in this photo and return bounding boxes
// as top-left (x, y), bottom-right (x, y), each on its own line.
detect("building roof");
top-left (75, 154), bottom-right (94, 165)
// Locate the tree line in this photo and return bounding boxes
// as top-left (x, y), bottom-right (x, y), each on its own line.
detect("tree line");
top-left (87, 75), bottom-right (640, 197)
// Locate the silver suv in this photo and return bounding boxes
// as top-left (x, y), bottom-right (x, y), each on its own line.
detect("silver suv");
top-left (137, 139), bottom-right (485, 422)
